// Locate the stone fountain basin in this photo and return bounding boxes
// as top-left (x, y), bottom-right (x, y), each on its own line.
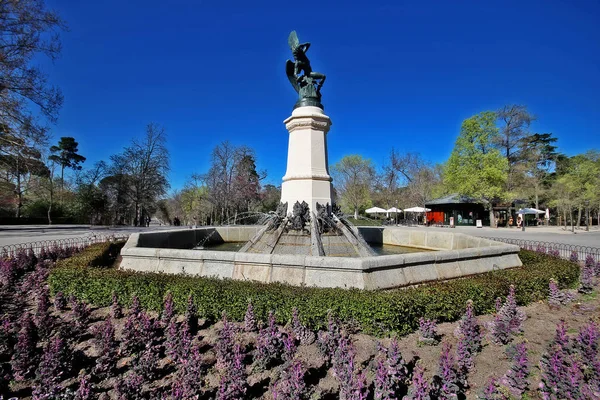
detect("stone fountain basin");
top-left (120, 226), bottom-right (521, 290)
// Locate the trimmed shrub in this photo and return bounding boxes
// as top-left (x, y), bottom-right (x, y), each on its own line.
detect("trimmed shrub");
top-left (48, 247), bottom-right (579, 336)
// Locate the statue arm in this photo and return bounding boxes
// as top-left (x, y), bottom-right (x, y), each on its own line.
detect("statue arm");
top-left (299, 42), bottom-right (311, 52)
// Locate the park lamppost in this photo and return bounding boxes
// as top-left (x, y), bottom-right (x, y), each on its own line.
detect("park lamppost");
top-left (585, 200), bottom-right (590, 232)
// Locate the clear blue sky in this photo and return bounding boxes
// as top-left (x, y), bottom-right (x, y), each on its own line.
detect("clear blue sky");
top-left (46, 0), bottom-right (600, 190)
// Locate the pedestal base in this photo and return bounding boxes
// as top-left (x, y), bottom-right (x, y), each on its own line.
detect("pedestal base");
top-left (280, 106), bottom-right (332, 213)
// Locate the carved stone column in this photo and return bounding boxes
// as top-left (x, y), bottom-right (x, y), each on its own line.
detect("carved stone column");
top-left (280, 106), bottom-right (332, 213)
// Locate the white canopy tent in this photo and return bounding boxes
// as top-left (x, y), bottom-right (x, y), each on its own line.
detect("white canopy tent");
top-left (365, 207), bottom-right (387, 215)
top-left (517, 208), bottom-right (545, 215)
top-left (404, 206), bottom-right (431, 213)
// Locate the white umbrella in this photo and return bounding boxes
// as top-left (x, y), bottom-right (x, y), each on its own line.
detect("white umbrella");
top-left (386, 207), bottom-right (402, 213)
top-left (517, 208), bottom-right (545, 215)
top-left (365, 207), bottom-right (387, 214)
top-left (404, 206), bottom-right (431, 213)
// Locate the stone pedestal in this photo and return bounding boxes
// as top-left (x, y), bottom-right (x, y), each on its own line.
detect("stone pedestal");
top-left (280, 106), bottom-right (332, 213)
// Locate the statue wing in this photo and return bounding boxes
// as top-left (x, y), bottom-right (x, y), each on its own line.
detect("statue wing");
top-left (288, 31), bottom-right (299, 50)
top-left (286, 59), bottom-right (299, 93)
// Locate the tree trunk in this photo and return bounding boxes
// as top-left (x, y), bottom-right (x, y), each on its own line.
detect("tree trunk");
top-left (489, 208), bottom-right (495, 228)
top-left (354, 207), bottom-right (358, 220)
top-left (47, 178), bottom-right (53, 225)
top-left (535, 193), bottom-right (539, 211)
top-left (576, 207), bottom-right (582, 228)
top-left (571, 209), bottom-right (574, 232)
top-left (134, 202), bottom-right (139, 226)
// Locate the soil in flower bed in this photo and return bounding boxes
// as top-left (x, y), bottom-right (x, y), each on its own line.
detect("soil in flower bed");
top-left (2, 279), bottom-right (599, 399)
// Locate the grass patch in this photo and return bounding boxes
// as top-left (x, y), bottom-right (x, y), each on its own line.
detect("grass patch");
top-left (49, 246), bottom-right (579, 337)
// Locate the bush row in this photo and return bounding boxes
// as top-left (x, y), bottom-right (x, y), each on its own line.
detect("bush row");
top-left (48, 246), bottom-right (579, 336)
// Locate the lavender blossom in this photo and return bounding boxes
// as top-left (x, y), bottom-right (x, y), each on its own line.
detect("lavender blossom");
top-left (121, 308), bottom-right (157, 356)
top-left (173, 344), bottom-right (205, 397)
top-left (35, 287), bottom-right (53, 337)
top-left (161, 291), bottom-right (175, 326)
top-left (129, 294), bottom-right (142, 316)
top-left (316, 311), bottom-right (343, 365)
top-left (454, 300), bottom-right (481, 354)
top-left (432, 342), bottom-right (460, 399)
top-left (216, 343), bottom-right (247, 400)
top-left (373, 338), bottom-right (407, 400)
top-left (185, 294), bottom-right (198, 333)
top-left (10, 313), bottom-right (39, 381)
top-left (272, 358), bottom-right (307, 400)
top-left (115, 372), bottom-right (144, 400)
top-left (70, 297), bottom-right (91, 336)
top-left (569, 251), bottom-right (579, 263)
top-left (111, 291), bottom-right (123, 319)
top-left (53, 291), bottom-right (67, 311)
top-left (92, 318), bottom-right (118, 378)
top-left (255, 311), bottom-right (284, 370)
top-left (418, 318), bottom-right (439, 345)
top-left (579, 260), bottom-right (595, 293)
top-left (36, 333), bottom-right (72, 388)
top-left (215, 312), bottom-right (238, 371)
top-left (291, 307), bottom-right (315, 345)
top-left (74, 375), bottom-right (93, 400)
top-left (332, 336), bottom-right (368, 400)
top-left (548, 278), bottom-right (574, 307)
top-left (404, 362), bottom-right (430, 400)
top-left (244, 300), bottom-right (257, 332)
top-left (500, 342), bottom-right (529, 397)
top-left (547, 249), bottom-right (560, 258)
top-left (478, 377), bottom-right (500, 400)
top-left (489, 285), bottom-right (525, 344)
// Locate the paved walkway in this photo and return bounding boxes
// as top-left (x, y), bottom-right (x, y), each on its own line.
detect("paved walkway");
top-left (1, 224), bottom-right (599, 249)
top-left (0, 224), bottom-right (173, 247)
top-left (411, 225), bottom-right (600, 248)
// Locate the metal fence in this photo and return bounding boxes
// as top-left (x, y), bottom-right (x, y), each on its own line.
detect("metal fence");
top-left (0, 234), bottom-right (130, 257)
top-left (487, 237), bottom-right (600, 262)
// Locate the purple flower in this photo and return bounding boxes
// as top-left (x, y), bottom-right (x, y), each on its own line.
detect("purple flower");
top-left (500, 342), bottom-right (529, 397)
top-left (405, 362), bottom-right (430, 400)
top-left (216, 343), bottom-right (247, 400)
top-left (291, 307), bottom-right (315, 345)
top-left (432, 342), bottom-right (460, 399)
top-left (53, 291), bottom-right (67, 311)
top-left (255, 311), bottom-right (284, 371)
top-left (569, 251), bottom-right (579, 263)
top-left (10, 313), bottom-right (39, 381)
top-left (454, 300), bottom-right (481, 354)
top-left (115, 372), bottom-right (144, 400)
top-left (92, 318), bottom-right (118, 378)
top-left (244, 300), bottom-right (257, 332)
top-left (74, 375), bottom-right (93, 400)
top-left (373, 338), bottom-right (407, 400)
top-left (548, 278), bottom-right (573, 307)
top-left (272, 358), bottom-right (306, 400)
top-left (111, 291), bottom-right (123, 319)
top-left (418, 318), bottom-right (438, 344)
top-left (161, 291), bottom-right (175, 326)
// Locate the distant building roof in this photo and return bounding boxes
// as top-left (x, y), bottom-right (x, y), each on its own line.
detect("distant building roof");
top-left (426, 193), bottom-right (480, 206)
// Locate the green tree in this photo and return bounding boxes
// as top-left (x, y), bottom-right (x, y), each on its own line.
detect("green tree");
top-left (332, 155), bottom-right (375, 219)
top-left (518, 133), bottom-right (561, 209)
top-left (444, 112), bottom-right (508, 226)
top-left (49, 136), bottom-right (86, 192)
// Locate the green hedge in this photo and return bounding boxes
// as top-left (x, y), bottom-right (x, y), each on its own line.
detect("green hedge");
top-left (48, 246), bottom-right (579, 336)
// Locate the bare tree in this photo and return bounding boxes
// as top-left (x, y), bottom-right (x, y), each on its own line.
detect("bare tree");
top-left (0, 0), bottom-right (66, 165)
top-left (332, 155), bottom-right (375, 219)
top-left (495, 105), bottom-right (535, 194)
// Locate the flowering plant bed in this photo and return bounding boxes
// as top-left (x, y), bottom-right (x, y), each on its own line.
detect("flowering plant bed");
top-left (1, 242), bottom-right (595, 399)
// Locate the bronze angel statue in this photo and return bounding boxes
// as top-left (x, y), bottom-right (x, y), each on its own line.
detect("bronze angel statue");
top-left (286, 31), bottom-right (326, 108)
